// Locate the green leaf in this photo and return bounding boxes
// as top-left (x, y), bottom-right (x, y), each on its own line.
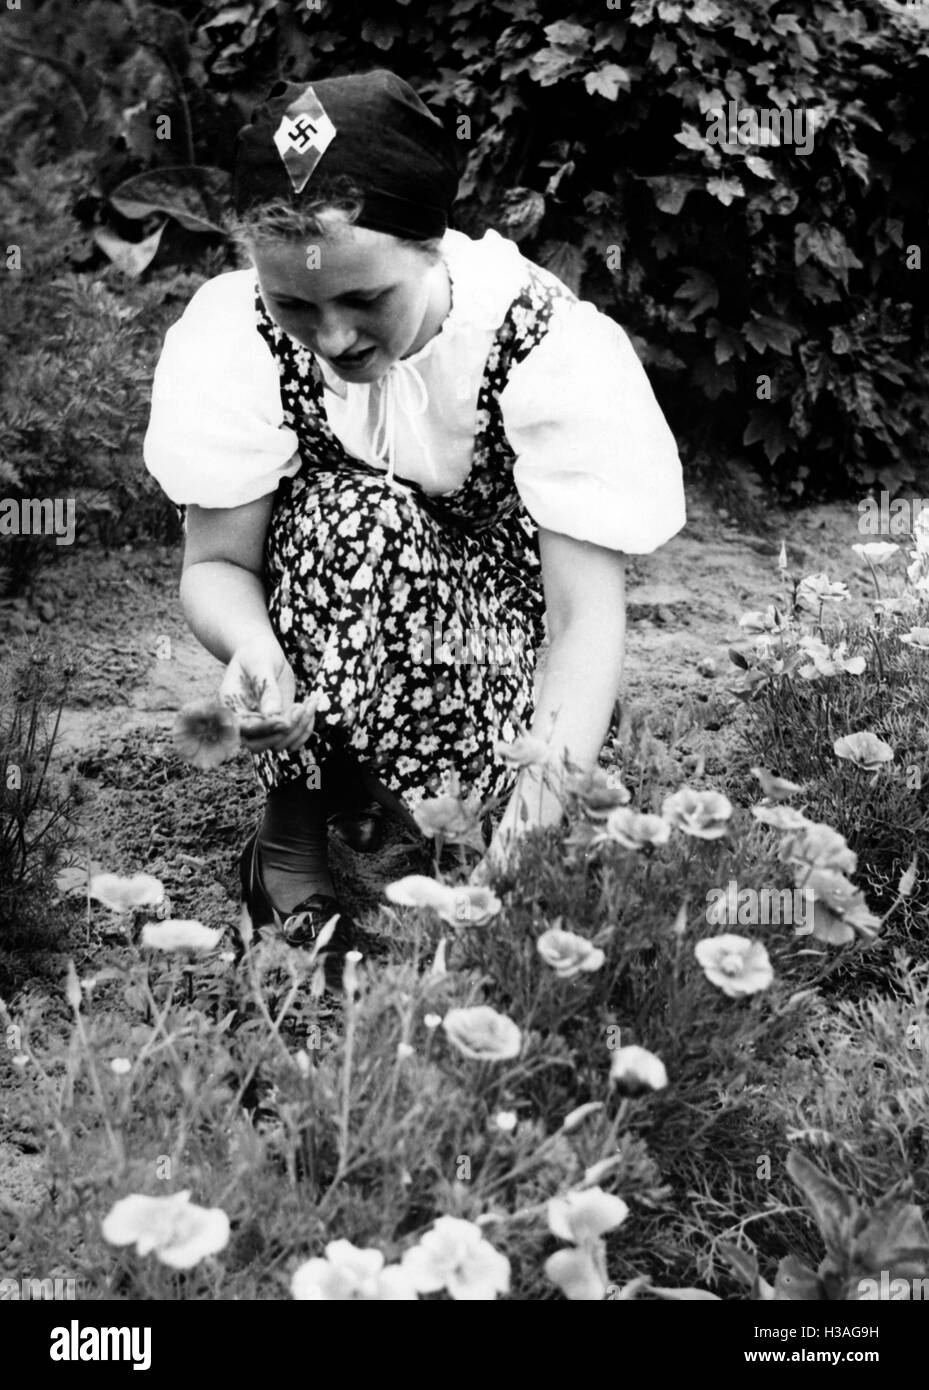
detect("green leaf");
top-left (539, 240), bottom-right (585, 294)
top-left (650, 36), bottom-right (678, 73)
top-left (706, 176), bottom-right (744, 206)
top-left (773, 1254), bottom-right (823, 1300)
top-left (674, 267), bottom-right (719, 317)
top-left (93, 220), bottom-right (168, 277)
top-left (645, 175), bottom-right (700, 215)
top-left (744, 315), bottom-right (801, 355)
top-left (787, 1150), bottom-right (856, 1250)
top-left (584, 64), bottom-right (632, 100)
top-left (543, 20), bottom-right (590, 49)
top-left (109, 166), bottom-right (231, 235)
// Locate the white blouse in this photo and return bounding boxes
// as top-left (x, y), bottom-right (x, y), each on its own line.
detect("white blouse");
top-left (143, 228), bottom-right (686, 553)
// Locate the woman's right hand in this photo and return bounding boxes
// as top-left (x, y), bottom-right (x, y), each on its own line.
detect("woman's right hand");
top-left (219, 635), bottom-right (319, 754)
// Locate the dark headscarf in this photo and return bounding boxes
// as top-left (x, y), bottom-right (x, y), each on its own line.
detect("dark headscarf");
top-left (232, 70), bottom-right (459, 239)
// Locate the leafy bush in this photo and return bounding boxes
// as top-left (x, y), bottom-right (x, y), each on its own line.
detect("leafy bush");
top-left (6, 0), bottom-right (926, 499)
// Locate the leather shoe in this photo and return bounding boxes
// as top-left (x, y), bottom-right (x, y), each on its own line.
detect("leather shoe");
top-left (238, 829), bottom-right (357, 958)
top-left (327, 801), bottom-right (387, 853)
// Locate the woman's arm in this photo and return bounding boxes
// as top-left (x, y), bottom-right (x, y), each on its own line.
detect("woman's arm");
top-left (180, 494), bottom-right (316, 754)
top-left (474, 526), bottom-right (626, 877)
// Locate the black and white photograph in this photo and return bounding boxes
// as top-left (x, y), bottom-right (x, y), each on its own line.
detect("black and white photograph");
top-left (1, 0), bottom-right (927, 1347)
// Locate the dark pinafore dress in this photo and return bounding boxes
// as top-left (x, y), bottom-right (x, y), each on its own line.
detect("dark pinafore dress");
top-left (251, 258), bottom-right (577, 818)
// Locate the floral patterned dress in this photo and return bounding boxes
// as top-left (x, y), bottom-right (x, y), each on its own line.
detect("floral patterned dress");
top-left (251, 262), bottom-right (577, 816)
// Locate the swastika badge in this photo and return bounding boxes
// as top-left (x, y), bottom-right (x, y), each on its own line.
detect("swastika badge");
top-left (272, 86), bottom-right (337, 194)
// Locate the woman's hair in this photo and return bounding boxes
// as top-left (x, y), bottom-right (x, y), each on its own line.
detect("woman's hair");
top-left (228, 173), bottom-right (444, 264)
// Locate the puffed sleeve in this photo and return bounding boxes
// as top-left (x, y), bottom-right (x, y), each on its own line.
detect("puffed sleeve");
top-left (499, 298), bottom-right (686, 552)
top-left (143, 270), bottom-right (302, 508)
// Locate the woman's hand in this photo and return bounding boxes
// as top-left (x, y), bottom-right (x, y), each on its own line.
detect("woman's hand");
top-left (219, 635), bottom-right (318, 754)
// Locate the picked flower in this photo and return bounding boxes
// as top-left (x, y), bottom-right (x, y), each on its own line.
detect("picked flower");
top-left (494, 733), bottom-right (551, 768)
top-left (601, 808), bottom-right (671, 851)
top-left (563, 765), bottom-right (631, 817)
top-left (291, 1240), bottom-right (417, 1301)
top-left (833, 731), bottom-right (894, 770)
top-left (537, 928), bottom-right (605, 979)
top-left (609, 1045), bottom-right (668, 1096)
top-left (173, 699), bottom-right (240, 770)
top-left (547, 1187), bottom-right (630, 1245)
top-left (661, 787), bottom-right (733, 840)
top-left (750, 767), bottom-right (803, 801)
top-left (780, 821), bottom-right (857, 876)
top-left (140, 920), bottom-right (223, 953)
top-left (796, 573), bottom-right (849, 612)
top-left (102, 1190), bottom-right (230, 1270)
top-left (442, 1006), bottom-right (521, 1061)
top-left (851, 542), bottom-right (900, 565)
top-left (89, 872), bottom-right (165, 914)
top-left (694, 935), bottom-right (773, 997)
top-left (900, 627), bottom-right (929, 651)
top-left (401, 1216), bottom-right (510, 1301)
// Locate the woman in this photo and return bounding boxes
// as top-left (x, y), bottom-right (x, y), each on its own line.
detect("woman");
top-left (144, 70), bottom-right (686, 958)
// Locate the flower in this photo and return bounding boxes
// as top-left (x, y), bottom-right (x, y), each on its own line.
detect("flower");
top-left (851, 542), bottom-right (900, 565)
top-left (442, 1006), bottom-right (521, 1061)
top-left (342, 949), bottom-right (363, 998)
top-left (609, 1045), bottom-right (668, 1096)
top-left (396, 1043), bottom-right (415, 1061)
top-left (564, 766), bottom-right (631, 817)
top-left (494, 734), bottom-right (551, 768)
top-left (601, 808), bottom-right (671, 851)
top-left (140, 920), bottom-right (223, 953)
top-left (401, 1216), bottom-right (510, 1300)
top-left (384, 876), bottom-right (501, 927)
top-left (797, 636), bottom-right (866, 680)
top-left (384, 875), bottom-right (454, 910)
top-left (537, 928), bottom-right (605, 979)
top-left (900, 627), bottom-right (929, 651)
top-left (750, 767), bottom-right (803, 801)
top-left (423, 1013), bottom-right (442, 1029)
top-left (173, 699), bottom-right (240, 770)
top-left (661, 787), bottom-right (733, 840)
top-left (833, 731), bottom-right (894, 770)
top-left (545, 1246), bottom-right (608, 1301)
top-left (494, 1110), bottom-right (517, 1132)
top-left (436, 887), bottom-right (502, 928)
top-left (428, 937), bottom-right (448, 978)
top-left (291, 1241), bottom-right (417, 1301)
top-left (781, 821), bottom-right (857, 875)
top-left (738, 607), bottom-right (783, 634)
top-left (412, 785), bottom-right (485, 849)
top-left (694, 935), bottom-right (773, 997)
top-left (752, 805), bottom-right (812, 832)
top-left (802, 868), bottom-right (881, 945)
top-left (101, 1191), bottom-right (230, 1269)
top-left (796, 573), bottom-right (849, 611)
top-left (110, 1058), bottom-right (132, 1076)
top-left (89, 872), bottom-right (165, 914)
top-left (548, 1188), bottom-right (630, 1244)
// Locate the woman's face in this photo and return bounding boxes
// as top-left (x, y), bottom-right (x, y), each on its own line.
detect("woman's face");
top-left (252, 223), bottom-right (444, 383)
